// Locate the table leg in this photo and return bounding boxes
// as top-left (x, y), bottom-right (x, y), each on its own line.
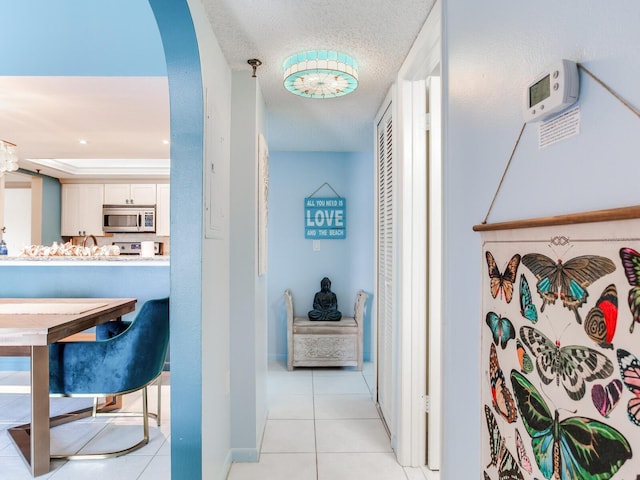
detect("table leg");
top-left (31, 345), bottom-right (51, 476)
top-left (8, 346), bottom-right (51, 476)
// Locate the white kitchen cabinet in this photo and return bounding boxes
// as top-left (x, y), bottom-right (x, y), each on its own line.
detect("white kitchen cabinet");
top-left (61, 184), bottom-right (105, 236)
top-left (156, 184), bottom-right (170, 236)
top-left (104, 184), bottom-right (156, 205)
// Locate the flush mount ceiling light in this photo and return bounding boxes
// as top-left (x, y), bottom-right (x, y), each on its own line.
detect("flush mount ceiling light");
top-left (283, 50), bottom-right (358, 99)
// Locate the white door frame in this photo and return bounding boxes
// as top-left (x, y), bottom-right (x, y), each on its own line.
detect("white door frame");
top-left (393, 0), bottom-right (442, 468)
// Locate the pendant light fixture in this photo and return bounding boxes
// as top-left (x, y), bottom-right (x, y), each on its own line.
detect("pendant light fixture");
top-left (283, 50), bottom-right (358, 99)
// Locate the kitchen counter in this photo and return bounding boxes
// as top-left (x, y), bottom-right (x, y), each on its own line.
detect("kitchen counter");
top-left (0, 256), bottom-right (170, 266)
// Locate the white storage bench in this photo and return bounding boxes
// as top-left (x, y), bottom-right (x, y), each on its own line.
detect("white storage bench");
top-left (285, 289), bottom-right (367, 371)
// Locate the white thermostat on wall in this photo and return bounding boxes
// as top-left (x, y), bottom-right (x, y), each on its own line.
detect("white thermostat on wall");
top-left (523, 59), bottom-right (579, 123)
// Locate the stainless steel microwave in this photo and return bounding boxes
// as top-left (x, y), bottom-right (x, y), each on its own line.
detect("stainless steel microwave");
top-left (103, 205), bottom-right (156, 233)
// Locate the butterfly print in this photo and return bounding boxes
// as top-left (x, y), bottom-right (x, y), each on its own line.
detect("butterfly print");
top-left (486, 312), bottom-right (515, 349)
top-left (619, 247), bottom-right (640, 333)
top-left (486, 251), bottom-right (521, 303)
top-left (584, 283), bottom-right (617, 349)
top-left (519, 275), bottom-right (538, 323)
top-left (483, 471), bottom-right (492, 480)
top-left (616, 348), bottom-right (640, 426)
top-left (514, 427), bottom-right (532, 474)
top-left (591, 379), bottom-right (623, 418)
top-left (484, 405), bottom-right (524, 480)
top-left (515, 339), bottom-right (533, 374)
top-left (521, 253), bottom-right (615, 324)
top-left (519, 326), bottom-right (613, 401)
top-left (490, 343), bottom-right (517, 423)
top-left (510, 370), bottom-right (632, 480)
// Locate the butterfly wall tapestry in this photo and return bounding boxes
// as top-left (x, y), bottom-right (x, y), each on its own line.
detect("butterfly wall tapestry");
top-left (478, 210), bottom-right (640, 480)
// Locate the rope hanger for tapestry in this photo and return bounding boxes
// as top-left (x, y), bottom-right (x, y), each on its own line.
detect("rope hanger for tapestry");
top-left (481, 64), bottom-right (640, 226)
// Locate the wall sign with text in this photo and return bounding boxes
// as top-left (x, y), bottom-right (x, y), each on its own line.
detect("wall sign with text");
top-left (304, 197), bottom-right (346, 239)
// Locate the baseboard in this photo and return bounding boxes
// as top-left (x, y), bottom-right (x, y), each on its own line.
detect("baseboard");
top-left (268, 353), bottom-right (286, 362)
top-left (230, 448), bottom-right (259, 463)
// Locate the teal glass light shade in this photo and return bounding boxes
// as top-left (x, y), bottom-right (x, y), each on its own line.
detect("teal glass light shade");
top-left (283, 50), bottom-right (358, 99)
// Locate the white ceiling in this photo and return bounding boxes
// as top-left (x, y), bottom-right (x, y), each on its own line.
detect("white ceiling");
top-left (1, 1), bottom-right (434, 181)
top-left (0, 76), bottom-right (170, 181)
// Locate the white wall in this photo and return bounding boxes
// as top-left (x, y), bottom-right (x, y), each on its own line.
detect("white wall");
top-left (442, 1), bottom-right (640, 478)
top-left (188, 0), bottom-right (233, 477)
top-left (254, 79), bottom-right (268, 454)
top-left (229, 71), bottom-right (268, 460)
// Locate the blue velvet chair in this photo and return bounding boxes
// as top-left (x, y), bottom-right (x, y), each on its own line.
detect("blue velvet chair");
top-left (48, 297), bottom-right (169, 459)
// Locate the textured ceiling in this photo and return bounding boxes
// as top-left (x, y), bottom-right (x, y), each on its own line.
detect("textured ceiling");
top-left (202, 0), bottom-right (434, 151)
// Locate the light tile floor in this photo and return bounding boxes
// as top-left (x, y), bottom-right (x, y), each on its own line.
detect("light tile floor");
top-left (0, 363), bottom-right (436, 480)
top-left (227, 361), bottom-right (431, 480)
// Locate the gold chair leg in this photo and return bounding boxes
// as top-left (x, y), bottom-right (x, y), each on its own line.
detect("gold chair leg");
top-left (51, 389), bottom-right (149, 460)
top-left (156, 374), bottom-right (162, 426)
top-left (143, 385), bottom-right (150, 442)
top-left (47, 374), bottom-right (162, 460)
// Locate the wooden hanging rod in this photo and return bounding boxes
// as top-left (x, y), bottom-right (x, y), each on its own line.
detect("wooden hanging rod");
top-left (473, 205), bottom-right (640, 232)
top-left (0, 139), bottom-right (16, 147)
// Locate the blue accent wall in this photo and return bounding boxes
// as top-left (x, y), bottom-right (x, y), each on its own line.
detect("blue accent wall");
top-left (267, 151), bottom-right (374, 362)
top-left (0, 0), bottom-right (166, 76)
top-left (148, 1), bottom-right (203, 478)
top-left (0, 265), bottom-right (168, 301)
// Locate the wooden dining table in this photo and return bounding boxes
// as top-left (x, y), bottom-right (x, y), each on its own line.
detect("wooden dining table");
top-left (0, 297), bottom-right (137, 477)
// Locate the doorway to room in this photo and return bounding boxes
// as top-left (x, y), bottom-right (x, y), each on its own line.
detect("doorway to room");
top-left (374, 72), bottom-right (442, 471)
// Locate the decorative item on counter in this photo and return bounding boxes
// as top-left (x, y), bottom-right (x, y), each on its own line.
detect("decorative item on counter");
top-left (140, 241), bottom-right (155, 257)
top-left (19, 241), bottom-right (120, 257)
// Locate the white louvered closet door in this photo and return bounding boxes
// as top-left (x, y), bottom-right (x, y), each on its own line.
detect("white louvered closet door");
top-left (376, 103), bottom-right (394, 429)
